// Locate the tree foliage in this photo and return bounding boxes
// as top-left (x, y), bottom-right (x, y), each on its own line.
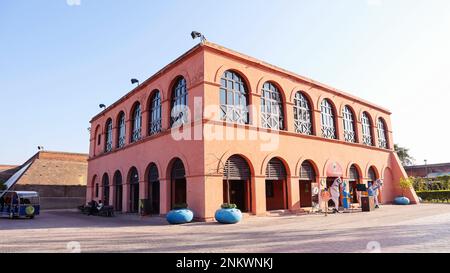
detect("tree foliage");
top-left (395, 144), bottom-right (415, 166)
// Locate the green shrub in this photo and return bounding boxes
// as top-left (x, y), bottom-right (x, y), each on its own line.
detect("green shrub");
top-left (221, 203), bottom-right (237, 209)
top-left (416, 190), bottom-right (450, 203)
top-left (399, 177), bottom-right (413, 197)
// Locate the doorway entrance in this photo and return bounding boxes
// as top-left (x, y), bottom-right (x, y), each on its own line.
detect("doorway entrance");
top-left (223, 155), bottom-right (252, 213)
top-left (147, 163), bottom-right (160, 215)
top-left (171, 159), bottom-right (187, 209)
top-left (129, 167), bottom-right (139, 213)
top-left (114, 171), bottom-right (123, 212)
top-left (265, 158), bottom-right (288, 211)
top-left (299, 161), bottom-right (316, 208)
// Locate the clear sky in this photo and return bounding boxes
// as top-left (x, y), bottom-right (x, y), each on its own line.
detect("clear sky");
top-left (1, 0), bottom-right (449, 165)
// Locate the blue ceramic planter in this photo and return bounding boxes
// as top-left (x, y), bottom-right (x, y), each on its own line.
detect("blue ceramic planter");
top-left (166, 209), bottom-right (194, 224)
top-left (394, 196), bottom-right (410, 205)
top-left (215, 208), bottom-right (242, 224)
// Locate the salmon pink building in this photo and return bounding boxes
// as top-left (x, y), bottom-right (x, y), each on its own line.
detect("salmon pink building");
top-left (87, 41), bottom-right (419, 221)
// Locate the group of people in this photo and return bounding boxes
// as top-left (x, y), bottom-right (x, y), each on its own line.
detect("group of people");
top-left (324, 178), bottom-right (383, 213)
top-left (86, 200), bottom-right (104, 216)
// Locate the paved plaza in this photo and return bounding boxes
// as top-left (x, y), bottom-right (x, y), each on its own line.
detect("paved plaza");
top-left (1, 204), bottom-right (449, 253)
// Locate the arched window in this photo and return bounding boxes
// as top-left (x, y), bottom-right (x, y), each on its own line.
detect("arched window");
top-left (171, 77), bottom-right (188, 127)
top-left (349, 165), bottom-right (360, 181)
top-left (104, 119), bottom-right (113, 152)
top-left (300, 161), bottom-right (316, 181)
top-left (266, 158), bottom-right (287, 180)
top-left (131, 103), bottom-right (142, 142)
top-left (293, 92), bottom-right (312, 135)
top-left (361, 112), bottom-right (373, 146)
top-left (149, 91), bottom-right (162, 135)
top-left (117, 112), bottom-right (126, 148)
top-left (219, 71), bottom-right (249, 124)
top-left (320, 99), bottom-right (336, 139)
top-left (261, 82), bottom-right (284, 130)
top-left (377, 118), bottom-right (388, 149)
top-left (342, 106), bottom-right (356, 143)
top-left (368, 167), bottom-right (377, 182)
top-left (224, 155), bottom-right (251, 181)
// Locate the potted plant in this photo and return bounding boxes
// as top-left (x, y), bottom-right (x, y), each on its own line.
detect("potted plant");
top-left (395, 178), bottom-right (412, 205)
top-left (166, 203), bottom-right (194, 224)
top-left (215, 203), bottom-right (242, 224)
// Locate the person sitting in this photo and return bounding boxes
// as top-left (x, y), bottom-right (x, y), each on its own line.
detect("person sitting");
top-left (97, 200), bottom-right (104, 212)
top-left (88, 200), bottom-right (99, 216)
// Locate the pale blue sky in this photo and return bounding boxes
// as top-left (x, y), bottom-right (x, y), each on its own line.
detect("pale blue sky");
top-left (1, 0), bottom-right (449, 165)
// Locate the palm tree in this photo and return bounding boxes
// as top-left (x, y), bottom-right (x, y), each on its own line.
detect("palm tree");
top-left (395, 144), bottom-right (415, 166)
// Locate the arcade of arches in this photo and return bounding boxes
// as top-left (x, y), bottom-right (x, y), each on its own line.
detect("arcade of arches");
top-left (91, 155), bottom-right (396, 219)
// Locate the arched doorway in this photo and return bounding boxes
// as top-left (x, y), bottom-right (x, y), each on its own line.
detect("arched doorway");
top-left (223, 155), bottom-right (252, 212)
top-left (170, 159), bottom-right (187, 209)
top-left (129, 167), bottom-right (140, 213)
top-left (299, 161), bottom-right (316, 208)
top-left (147, 163), bottom-right (160, 215)
top-left (265, 158), bottom-right (288, 211)
top-left (102, 173), bottom-right (110, 206)
top-left (348, 165), bottom-right (361, 204)
top-left (114, 171), bottom-right (123, 212)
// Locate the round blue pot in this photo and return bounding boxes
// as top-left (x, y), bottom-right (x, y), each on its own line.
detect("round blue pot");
top-left (215, 208), bottom-right (242, 224)
top-left (394, 196), bottom-right (410, 205)
top-left (166, 209), bottom-right (194, 224)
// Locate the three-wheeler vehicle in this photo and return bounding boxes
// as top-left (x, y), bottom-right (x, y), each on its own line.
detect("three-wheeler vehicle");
top-left (0, 191), bottom-right (40, 219)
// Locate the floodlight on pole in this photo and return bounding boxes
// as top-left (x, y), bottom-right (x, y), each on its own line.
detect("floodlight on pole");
top-left (191, 31), bottom-right (206, 43)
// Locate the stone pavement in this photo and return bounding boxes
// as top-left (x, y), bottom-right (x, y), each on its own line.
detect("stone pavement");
top-left (1, 204), bottom-right (449, 253)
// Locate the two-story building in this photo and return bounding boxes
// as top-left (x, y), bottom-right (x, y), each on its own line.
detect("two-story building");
top-left (87, 41), bottom-right (418, 221)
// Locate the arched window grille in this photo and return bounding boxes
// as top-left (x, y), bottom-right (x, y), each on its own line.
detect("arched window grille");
top-left (148, 164), bottom-right (159, 183)
top-left (219, 71), bottom-right (249, 124)
top-left (171, 159), bottom-right (186, 180)
top-left (131, 103), bottom-right (142, 143)
top-left (104, 119), bottom-right (113, 152)
top-left (320, 99), bottom-right (336, 139)
top-left (117, 112), bottom-right (126, 148)
top-left (293, 92), bottom-right (312, 135)
top-left (349, 165), bottom-right (360, 181)
top-left (171, 77), bottom-right (188, 127)
top-left (223, 155), bottom-right (251, 180)
top-left (342, 106), bottom-right (356, 143)
top-left (361, 112), bottom-right (373, 146)
top-left (261, 82), bottom-right (284, 130)
top-left (377, 118), bottom-right (388, 149)
top-left (266, 158), bottom-right (287, 180)
top-left (149, 91), bottom-right (162, 135)
top-left (368, 167), bottom-right (377, 181)
top-left (300, 161), bottom-right (316, 181)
